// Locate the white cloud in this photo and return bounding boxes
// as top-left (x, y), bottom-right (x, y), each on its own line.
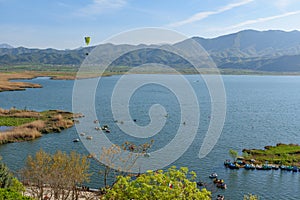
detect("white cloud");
top-left (77, 0), bottom-right (127, 16)
top-left (223, 10), bottom-right (300, 30)
top-left (168, 0), bottom-right (254, 27)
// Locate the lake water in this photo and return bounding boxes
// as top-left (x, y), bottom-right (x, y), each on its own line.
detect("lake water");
top-left (1, 75), bottom-right (300, 199)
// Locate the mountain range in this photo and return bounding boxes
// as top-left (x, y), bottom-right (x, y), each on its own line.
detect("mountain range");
top-left (1, 29), bottom-right (300, 72)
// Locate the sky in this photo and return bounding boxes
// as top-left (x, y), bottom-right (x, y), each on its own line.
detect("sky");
top-left (1, 0), bottom-right (300, 49)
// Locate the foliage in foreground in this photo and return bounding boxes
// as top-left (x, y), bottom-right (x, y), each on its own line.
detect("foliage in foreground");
top-left (21, 149), bottom-right (90, 200)
top-left (0, 188), bottom-right (33, 200)
top-left (102, 166), bottom-right (211, 200)
top-left (0, 159), bottom-right (32, 200)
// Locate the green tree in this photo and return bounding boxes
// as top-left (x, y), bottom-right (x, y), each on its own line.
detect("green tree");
top-left (0, 162), bottom-right (13, 188)
top-left (0, 159), bottom-right (32, 199)
top-left (102, 166), bottom-right (211, 200)
top-left (0, 188), bottom-right (33, 200)
top-left (229, 149), bottom-right (238, 161)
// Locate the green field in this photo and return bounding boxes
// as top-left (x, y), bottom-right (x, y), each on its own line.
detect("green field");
top-left (0, 116), bottom-right (37, 126)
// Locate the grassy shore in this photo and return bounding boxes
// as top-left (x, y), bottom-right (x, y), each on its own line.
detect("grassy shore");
top-left (0, 108), bottom-right (81, 144)
top-left (242, 143), bottom-right (300, 166)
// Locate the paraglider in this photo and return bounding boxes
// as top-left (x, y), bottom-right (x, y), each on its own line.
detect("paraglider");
top-left (84, 36), bottom-right (90, 55)
top-left (84, 37), bottom-right (90, 46)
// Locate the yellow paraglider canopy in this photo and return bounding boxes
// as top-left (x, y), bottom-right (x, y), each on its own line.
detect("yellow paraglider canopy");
top-left (84, 37), bottom-right (91, 46)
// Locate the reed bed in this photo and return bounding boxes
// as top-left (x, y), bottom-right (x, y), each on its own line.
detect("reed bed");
top-left (0, 108), bottom-right (76, 144)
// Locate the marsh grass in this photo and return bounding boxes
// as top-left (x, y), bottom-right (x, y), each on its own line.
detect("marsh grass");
top-left (243, 143), bottom-right (300, 166)
top-left (0, 108), bottom-right (75, 144)
top-left (0, 117), bottom-right (37, 126)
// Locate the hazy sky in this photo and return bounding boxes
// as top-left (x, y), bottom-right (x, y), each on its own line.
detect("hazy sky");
top-left (1, 0), bottom-right (300, 49)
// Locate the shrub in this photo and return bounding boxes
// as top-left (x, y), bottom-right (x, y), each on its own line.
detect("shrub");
top-left (0, 188), bottom-right (33, 200)
top-left (102, 166), bottom-right (211, 200)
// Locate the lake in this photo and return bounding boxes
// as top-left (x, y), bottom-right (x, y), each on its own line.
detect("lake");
top-left (1, 74), bottom-right (300, 199)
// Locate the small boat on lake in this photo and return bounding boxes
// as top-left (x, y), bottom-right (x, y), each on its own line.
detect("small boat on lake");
top-left (86, 136), bottom-right (93, 140)
top-left (80, 132), bottom-right (86, 136)
top-left (262, 164), bottom-right (272, 170)
top-left (213, 178), bottom-right (224, 184)
top-left (255, 164), bottom-right (263, 170)
top-left (213, 178), bottom-right (227, 189)
top-left (286, 166), bottom-right (293, 171)
top-left (271, 164), bottom-right (279, 170)
top-left (144, 153), bottom-right (150, 157)
top-left (87, 153), bottom-right (95, 158)
top-left (209, 173), bottom-right (218, 178)
top-left (292, 166), bottom-right (298, 172)
top-left (196, 181), bottom-right (205, 187)
top-left (73, 138), bottom-right (80, 142)
top-left (244, 164), bottom-right (255, 170)
top-left (101, 125), bottom-right (109, 130)
top-left (216, 182), bottom-right (227, 189)
top-left (228, 163), bottom-right (239, 169)
top-left (224, 159), bottom-right (231, 167)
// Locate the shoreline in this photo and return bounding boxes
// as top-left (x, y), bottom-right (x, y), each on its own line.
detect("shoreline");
top-left (0, 108), bottom-right (83, 144)
top-left (225, 143), bottom-right (300, 169)
top-left (2, 69), bottom-right (300, 92)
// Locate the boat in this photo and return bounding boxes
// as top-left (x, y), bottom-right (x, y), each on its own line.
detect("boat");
top-left (280, 165), bottom-right (287, 170)
top-left (228, 163), bottom-right (239, 169)
top-left (87, 153), bottom-right (95, 158)
top-left (244, 164), bottom-right (255, 170)
top-left (262, 164), bottom-right (272, 170)
top-left (80, 132), bottom-right (85, 136)
top-left (292, 166), bottom-right (298, 172)
top-left (255, 164), bottom-right (263, 170)
top-left (271, 164), bottom-right (279, 170)
top-left (101, 125), bottom-right (109, 130)
top-left (209, 173), bottom-right (218, 178)
top-left (217, 194), bottom-right (225, 200)
top-left (144, 153), bottom-right (150, 157)
top-left (286, 166), bottom-right (293, 171)
top-left (86, 136), bottom-right (93, 140)
top-left (105, 129), bottom-right (111, 133)
top-left (224, 159), bottom-right (231, 167)
top-left (73, 138), bottom-right (80, 142)
top-left (213, 179), bottom-right (224, 184)
top-left (196, 181), bottom-right (205, 187)
top-left (216, 183), bottom-right (227, 189)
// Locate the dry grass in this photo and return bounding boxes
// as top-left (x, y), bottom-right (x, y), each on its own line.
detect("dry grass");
top-left (0, 71), bottom-right (76, 92)
top-left (0, 108), bottom-right (41, 118)
top-left (0, 128), bottom-right (42, 144)
top-left (0, 108), bottom-right (76, 144)
top-left (0, 71), bottom-right (114, 92)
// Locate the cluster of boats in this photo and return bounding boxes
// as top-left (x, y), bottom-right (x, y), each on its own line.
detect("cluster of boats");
top-left (224, 159), bottom-right (300, 172)
top-left (73, 120), bottom-right (112, 142)
top-left (209, 173), bottom-right (227, 189)
top-left (95, 124), bottom-right (110, 133)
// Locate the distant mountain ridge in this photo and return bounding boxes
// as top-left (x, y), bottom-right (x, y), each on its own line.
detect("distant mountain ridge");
top-left (0, 43), bottom-right (13, 49)
top-left (1, 29), bottom-right (300, 72)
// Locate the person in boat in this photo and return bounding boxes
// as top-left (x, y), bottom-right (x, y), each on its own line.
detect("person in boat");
top-left (209, 173), bottom-right (218, 178)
